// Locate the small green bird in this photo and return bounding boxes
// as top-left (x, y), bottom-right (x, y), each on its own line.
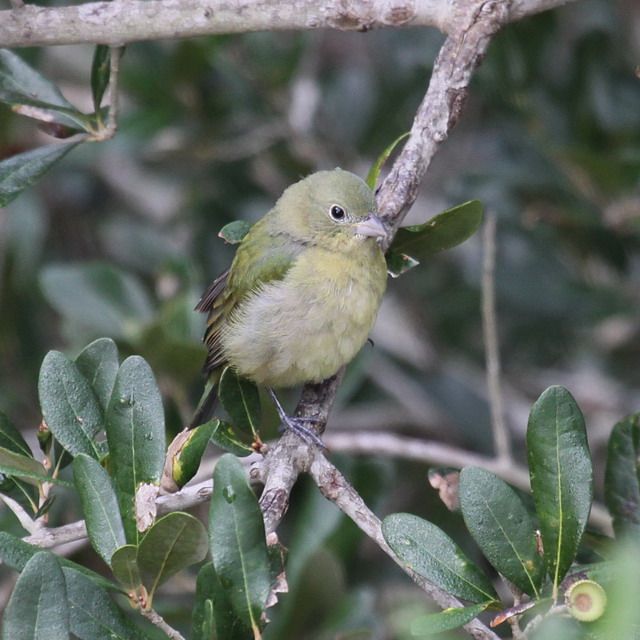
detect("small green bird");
top-left (192, 168), bottom-right (388, 442)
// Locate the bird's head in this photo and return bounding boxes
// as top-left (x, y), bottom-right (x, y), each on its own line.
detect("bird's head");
top-left (274, 168), bottom-right (388, 249)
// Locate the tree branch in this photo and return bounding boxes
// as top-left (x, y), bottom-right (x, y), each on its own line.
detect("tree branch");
top-left (1, 0), bottom-right (580, 49)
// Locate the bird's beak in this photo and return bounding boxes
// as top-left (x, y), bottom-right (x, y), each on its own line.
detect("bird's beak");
top-left (354, 212), bottom-right (388, 239)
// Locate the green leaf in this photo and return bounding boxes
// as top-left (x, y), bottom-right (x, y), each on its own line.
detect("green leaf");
top-left (366, 131), bottom-right (409, 189)
top-left (219, 367), bottom-right (261, 436)
top-left (75, 338), bottom-right (120, 413)
top-left (106, 356), bottom-right (166, 543)
top-left (110, 545), bottom-right (142, 592)
top-left (209, 454), bottom-right (270, 633)
top-left (90, 45), bottom-right (111, 112)
top-left (40, 263), bottom-right (154, 340)
top-left (0, 49), bottom-right (90, 130)
top-left (210, 419), bottom-right (254, 457)
top-left (0, 445), bottom-right (57, 486)
top-left (192, 562), bottom-right (248, 640)
top-left (382, 513), bottom-right (497, 604)
top-left (38, 350), bottom-right (102, 459)
top-left (605, 414), bottom-right (640, 540)
top-left (171, 420), bottom-right (216, 489)
top-left (385, 250), bottom-right (420, 278)
top-left (73, 454), bottom-right (126, 565)
top-left (138, 512), bottom-right (208, 602)
top-left (0, 533), bottom-right (120, 593)
top-left (390, 200), bottom-right (484, 258)
top-left (411, 602), bottom-right (492, 636)
top-left (63, 568), bottom-right (146, 640)
top-left (0, 142), bottom-right (80, 208)
top-left (459, 467), bottom-right (544, 597)
top-left (2, 551), bottom-right (69, 640)
top-left (0, 411), bottom-right (32, 457)
top-left (219, 220), bottom-right (252, 244)
top-left (527, 386), bottom-right (593, 591)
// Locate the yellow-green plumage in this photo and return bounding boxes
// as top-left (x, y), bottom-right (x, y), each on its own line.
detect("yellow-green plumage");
top-left (193, 168), bottom-right (387, 425)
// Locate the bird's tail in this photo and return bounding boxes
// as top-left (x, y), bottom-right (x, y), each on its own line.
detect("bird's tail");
top-left (188, 380), bottom-right (219, 429)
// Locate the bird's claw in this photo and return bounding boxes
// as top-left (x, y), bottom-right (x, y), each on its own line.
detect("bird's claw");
top-left (278, 416), bottom-right (326, 449)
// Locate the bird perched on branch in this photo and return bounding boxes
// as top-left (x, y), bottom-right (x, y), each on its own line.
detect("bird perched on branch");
top-left (192, 168), bottom-right (388, 443)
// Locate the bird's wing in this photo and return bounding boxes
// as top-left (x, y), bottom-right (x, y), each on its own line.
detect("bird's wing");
top-left (196, 224), bottom-right (304, 375)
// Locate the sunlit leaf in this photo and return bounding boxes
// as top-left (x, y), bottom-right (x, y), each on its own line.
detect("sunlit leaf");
top-left (75, 338), bottom-right (120, 413)
top-left (219, 220), bottom-right (252, 244)
top-left (91, 45), bottom-right (111, 112)
top-left (366, 131), bottom-right (409, 189)
top-left (219, 367), bottom-right (261, 437)
top-left (411, 602), bottom-right (492, 636)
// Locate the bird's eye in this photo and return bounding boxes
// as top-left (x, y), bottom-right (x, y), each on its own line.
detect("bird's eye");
top-left (329, 204), bottom-right (346, 221)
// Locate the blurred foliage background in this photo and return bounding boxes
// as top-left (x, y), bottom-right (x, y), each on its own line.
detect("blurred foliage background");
top-left (0, 0), bottom-right (639, 637)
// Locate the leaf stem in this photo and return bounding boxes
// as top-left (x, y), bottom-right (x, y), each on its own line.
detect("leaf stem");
top-left (139, 607), bottom-right (186, 640)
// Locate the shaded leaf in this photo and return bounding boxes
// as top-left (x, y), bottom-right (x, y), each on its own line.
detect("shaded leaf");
top-left (209, 454), bottom-right (270, 633)
top-left (210, 419), bottom-right (254, 457)
top-left (385, 250), bottom-right (419, 278)
top-left (91, 45), bottom-right (111, 112)
top-left (0, 142), bottom-right (80, 208)
top-left (63, 568), bottom-right (146, 640)
top-left (366, 131), bottom-right (409, 189)
top-left (0, 445), bottom-right (56, 486)
top-left (219, 220), bottom-right (252, 244)
top-left (2, 551), bottom-right (69, 640)
top-left (460, 467), bottom-right (544, 597)
top-left (138, 512), bottom-right (208, 602)
top-left (0, 410), bottom-right (31, 457)
top-left (382, 513), bottom-right (497, 604)
top-left (605, 414), bottom-right (640, 540)
top-left (171, 420), bottom-right (216, 489)
top-left (111, 545), bottom-right (142, 592)
top-left (390, 200), bottom-right (484, 258)
top-left (192, 562), bottom-right (249, 640)
top-left (40, 263), bottom-right (154, 340)
top-left (75, 337), bottom-right (120, 413)
top-left (38, 350), bottom-right (102, 459)
top-left (106, 356), bottom-right (166, 543)
top-left (219, 367), bottom-right (261, 436)
top-left (411, 602), bottom-right (492, 636)
top-left (73, 454), bottom-right (126, 565)
top-left (0, 533), bottom-right (120, 593)
top-left (527, 386), bottom-right (593, 590)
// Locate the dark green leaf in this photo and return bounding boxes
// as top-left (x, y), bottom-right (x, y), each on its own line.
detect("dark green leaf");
top-left (218, 220), bottom-right (252, 244)
top-left (90, 46), bottom-right (111, 112)
top-left (0, 142), bottom-right (80, 208)
top-left (0, 533), bottom-right (120, 593)
top-left (38, 350), bottom-right (102, 459)
top-left (0, 49), bottom-right (90, 130)
top-left (106, 356), bottom-right (166, 543)
top-left (382, 513), bottom-right (497, 604)
top-left (171, 420), bottom-right (216, 489)
top-left (75, 338), bottom-right (120, 413)
top-left (110, 545), bottom-right (142, 592)
top-left (411, 602), bottom-right (492, 636)
top-left (209, 454), bottom-right (270, 633)
top-left (40, 263), bottom-right (154, 340)
top-left (0, 445), bottom-right (55, 486)
top-left (63, 568), bottom-right (146, 640)
top-left (137, 512), bottom-right (208, 601)
top-left (219, 367), bottom-right (261, 436)
top-left (459, 467), bottom-right (544, 597)
top-left (385, 250), bottom-right (420, 278)
top-left (605, 414), bottom-right (640, 540)
top-left (2, 552), bottom-right (69, 640)
top-left (210, 419), bottom-right (254, 457)
top-left (73, 454), bottom-right (126, 565)
top-left (192, 563), bottom-right (249, 640)
top-left (366, 131), bottom-right (409, 189)
top-left (527, 386), bottom-right (593, 591)
top-left (390, 200), bottom-right (484, 258)
top-left (0, 411), bottom-right (31, 457)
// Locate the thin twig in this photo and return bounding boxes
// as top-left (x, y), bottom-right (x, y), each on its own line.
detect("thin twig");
top-left (482, 212), bottom-right (511, 462)
top-left (0, 494), bottom-right (37, 534)
top-left (139, 608), bottom-right (186, 640)
top-left (308, 452), bottom-right (501, 640)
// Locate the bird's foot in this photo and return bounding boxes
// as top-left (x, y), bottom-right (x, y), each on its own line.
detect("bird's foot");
top-left (268, 388), bottom-right (326, 449)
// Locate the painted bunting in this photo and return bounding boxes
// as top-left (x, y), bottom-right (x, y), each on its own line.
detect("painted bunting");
top-left (192, 168), bottom-right (388, 442)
